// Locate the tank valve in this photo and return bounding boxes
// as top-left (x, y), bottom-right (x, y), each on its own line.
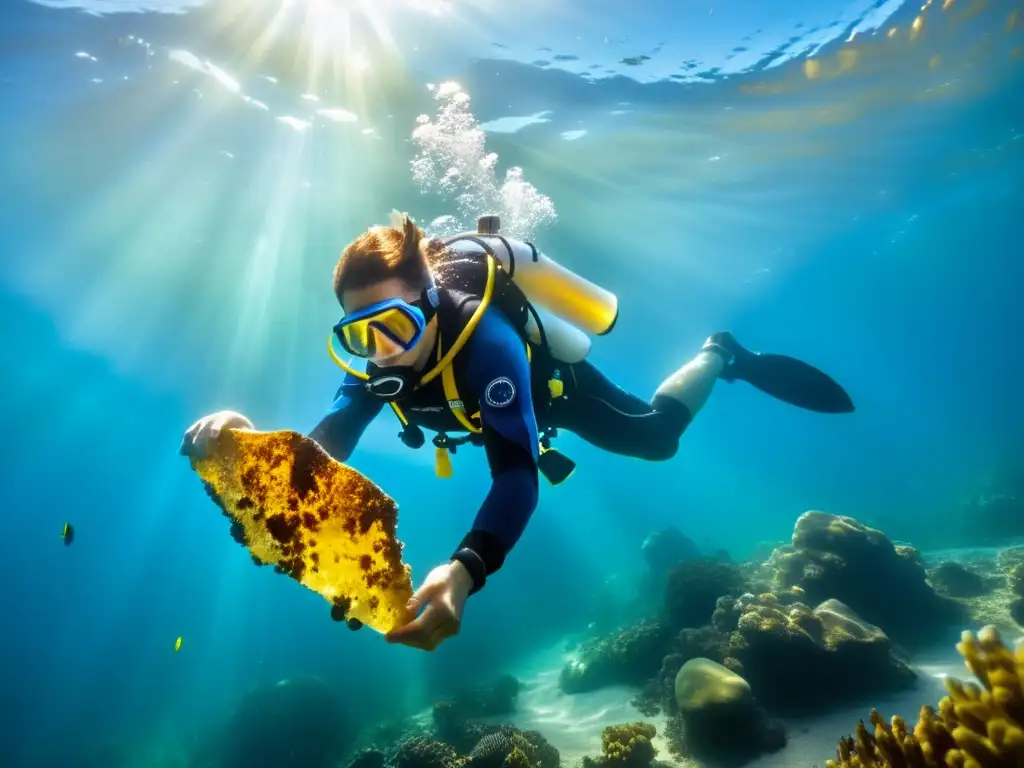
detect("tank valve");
top-left (477, 215), bottom-right (500, 234)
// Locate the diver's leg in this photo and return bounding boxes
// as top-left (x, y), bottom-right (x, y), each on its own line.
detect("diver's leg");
top-left (651, 341), bottom-right (727, 418)
top-left (548, 337), bottom-right (739, 461)
top-left (549, 360), bottom-right (704, 461)
top-left (692, 332), bottom-right (855, 414)
top-left (548, 331), bottom-right (853, 462)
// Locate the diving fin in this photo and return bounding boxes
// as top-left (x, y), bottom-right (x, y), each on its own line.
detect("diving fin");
top-left (706, 332), bottom-right (854, 414)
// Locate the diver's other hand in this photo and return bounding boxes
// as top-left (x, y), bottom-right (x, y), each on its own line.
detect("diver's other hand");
top-left (385, 561), bottom-right (473, 651)
top-left (180, 410), bottom-right (254, 459)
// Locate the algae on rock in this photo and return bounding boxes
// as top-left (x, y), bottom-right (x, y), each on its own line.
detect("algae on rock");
top-left (770, 511), bottom-right (965, 647)
top-left (670, 658), bottom-right (785, 765)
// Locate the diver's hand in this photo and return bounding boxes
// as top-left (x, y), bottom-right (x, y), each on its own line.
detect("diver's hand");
top-left (180, 410), bottom-right (254, 460)
top-left (385, 561), bottom-right (473, 651)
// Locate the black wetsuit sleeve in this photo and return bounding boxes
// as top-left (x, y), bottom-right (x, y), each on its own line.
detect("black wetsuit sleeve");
top-left (451, 308), bottom-right (540, 593)
top-left (307, 371), bottom-right (383, 462)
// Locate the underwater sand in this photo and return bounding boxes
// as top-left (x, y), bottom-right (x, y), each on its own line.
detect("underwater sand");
top-left (488, 629), bottom-right (1024, 768)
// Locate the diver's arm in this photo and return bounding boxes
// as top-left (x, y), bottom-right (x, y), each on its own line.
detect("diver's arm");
top-left (451, 308), bottom-right (540, 594)
top-left (308, 373), bottom-right (383, 462)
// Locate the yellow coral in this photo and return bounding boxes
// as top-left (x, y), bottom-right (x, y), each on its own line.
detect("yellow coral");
top-left (826, 625), bottom-right (1024, 767)
top-left (600, 723), bottom-right (658, 767)
top-left (503, 746), bottom-right (535, 768)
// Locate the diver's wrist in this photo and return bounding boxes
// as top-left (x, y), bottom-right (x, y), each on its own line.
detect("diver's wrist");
top-left (447, 558), bottom-right (475, 597)
top-left (450, 547), bottom-right (486, 595)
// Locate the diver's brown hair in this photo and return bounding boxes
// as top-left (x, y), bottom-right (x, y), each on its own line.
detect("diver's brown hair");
top-left (332, 214), bottom-right (440, 304)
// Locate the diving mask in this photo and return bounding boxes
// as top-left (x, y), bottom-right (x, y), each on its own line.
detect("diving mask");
top-left (333, 288), bottom-right (438, 362)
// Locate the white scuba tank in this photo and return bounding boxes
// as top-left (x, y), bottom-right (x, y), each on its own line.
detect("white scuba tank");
top-left (445, 215), bottom-right (619, 363)
top-left (525, 306), bottom-right (592, 364)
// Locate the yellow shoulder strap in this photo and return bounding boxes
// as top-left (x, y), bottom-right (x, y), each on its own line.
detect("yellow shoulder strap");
top-left (326, 254), bottom-right (572, 482)
top-left (326, 254), bottom-right (498, 434)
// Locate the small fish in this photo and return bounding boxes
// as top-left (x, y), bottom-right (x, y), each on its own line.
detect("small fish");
top-left (174, 636), bottom-right (183, 653)
top-left (62, 522), bottom-right (75, 547)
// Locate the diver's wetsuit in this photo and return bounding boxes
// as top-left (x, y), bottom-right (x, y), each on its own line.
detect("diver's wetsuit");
top-left (309, 305), bottom-right (690, 591)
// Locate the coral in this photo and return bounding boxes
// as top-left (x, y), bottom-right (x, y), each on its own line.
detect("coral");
top-left (771, 511), bottom-right (965, 647)
top-left (635, 593), bottom-right (916, 719)
top-left (464, 727), bottom-right (559, 768)
top-left (632, 625), bottom-right (731, 716)
top-left (826, 625), bottom-right (1024, 767)
top-left (503, 747), bottom-right (533, 768)
top-left (388, 736), bottom-right (464, 768)
top-left (663, 558), bottom-right (748, 631)
top-left (929, 562), bottom-right (991, 598)
top-left (641, 527), bottom-right (701, 579)
top-left (726, 598), bottom-right (917, 715)
top-left (670, 658), bottom-right (786, 765)
top-left (559, 619), bottom-right (671, 694)
top-left (580, 723), bottom-right (658, 768)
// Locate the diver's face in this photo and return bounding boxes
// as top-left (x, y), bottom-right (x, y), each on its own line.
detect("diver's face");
top-left (341, 278), bottom-right (430, 368)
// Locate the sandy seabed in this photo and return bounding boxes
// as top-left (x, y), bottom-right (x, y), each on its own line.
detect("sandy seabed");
top-left (482, 632), bottom-right (1023, 768)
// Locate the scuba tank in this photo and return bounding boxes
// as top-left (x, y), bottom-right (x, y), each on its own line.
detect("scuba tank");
top-left (447, 215), bottom-right (619, 363)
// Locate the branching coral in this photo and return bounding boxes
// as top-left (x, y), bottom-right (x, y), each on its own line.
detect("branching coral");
top-left (827, 625), bottom-right (1024, 767)
top-left (387, 736), bottom-right (464, 768)
top-left (580, 723), bottom-right (657, 768)
top-left (602, 723), bottom-right (657, 766)
top-left (463, 726), bottom-right (559, 768)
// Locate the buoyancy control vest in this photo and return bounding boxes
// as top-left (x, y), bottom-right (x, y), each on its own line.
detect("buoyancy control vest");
top-left (328, 216), bottom-right (620, 486)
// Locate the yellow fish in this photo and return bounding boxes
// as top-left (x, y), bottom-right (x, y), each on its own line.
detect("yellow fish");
top-left (62, 522), bottom-right (74, 546)
top-left (174, 636), bottom-right (182, 652)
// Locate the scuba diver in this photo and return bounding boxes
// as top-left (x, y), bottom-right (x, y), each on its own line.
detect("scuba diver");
top-left (181, 212), bottom-right (853, 652)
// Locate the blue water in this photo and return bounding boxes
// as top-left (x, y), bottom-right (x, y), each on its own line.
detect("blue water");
top-left (1, 0), bottom-right (1022, 765)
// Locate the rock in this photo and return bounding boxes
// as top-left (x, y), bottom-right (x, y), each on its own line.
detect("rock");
top-left (642, 527), bottom-right (701, 578)
top-left (998, 547), bottom-right (1024, 573)
top-left (663, 559), bottom-right (748, 631)
top-left (771, 511), bottom-right (966, 647)
top-left (929, 562), bottom-right (991, 598)
top-left (675, 657), bottom-right (754, 710)
top-left (670, 658), bottom-right (786, 765)
top-left (559, 619), bottom-right (670, 694)
top-left (725, 598), bottom-right (917, 715)
top-left (632, 626), bottom-right (732, 716)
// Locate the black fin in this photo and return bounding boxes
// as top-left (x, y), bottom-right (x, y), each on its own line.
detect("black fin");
top-left (731, 352), bottom-right (854, 413)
